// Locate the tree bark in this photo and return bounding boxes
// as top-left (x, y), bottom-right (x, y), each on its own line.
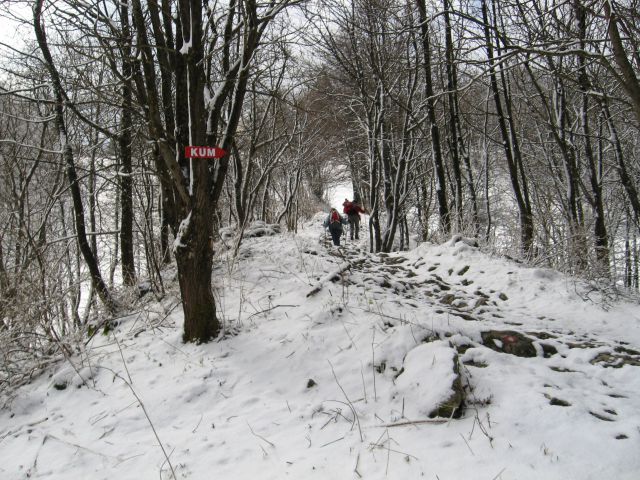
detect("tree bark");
top-left (575, 1), bottom-right (609, 271)
top-left (443, 0), bottom-right (463, 232)
top-left (604, 1), bottom-right (640, 126)
top-left (119, 1), bottom-right (136, 286)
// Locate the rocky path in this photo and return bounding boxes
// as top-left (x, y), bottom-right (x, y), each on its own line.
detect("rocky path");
top-left (317, 234), bottom-right (640, 430)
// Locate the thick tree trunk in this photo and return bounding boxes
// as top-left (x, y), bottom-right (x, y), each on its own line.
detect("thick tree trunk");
top-left (174, 206), bottom-right (217, 343)
top-left (131, 0), bottom-right (219, 341)
top-left (175, 0), bottom-right (220, 342)
top-left (604, 1), bottom-right (640, 126)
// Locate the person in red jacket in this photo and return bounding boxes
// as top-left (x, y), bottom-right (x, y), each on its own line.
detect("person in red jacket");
top-left (342, 198), bottom-right (366, 240)
top-left (323, 207), bottom-right (347, 246)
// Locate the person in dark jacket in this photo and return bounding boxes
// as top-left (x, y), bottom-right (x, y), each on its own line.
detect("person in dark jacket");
top-left (342, 198), bottom-right (366, 240)
top-left (323, 207), bottom-right (347, 246)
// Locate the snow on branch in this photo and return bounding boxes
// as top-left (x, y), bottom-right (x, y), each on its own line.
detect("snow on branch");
top-left (306, 260), bottom-right (357, 297)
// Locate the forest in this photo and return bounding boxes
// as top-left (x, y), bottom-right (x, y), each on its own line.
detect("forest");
top-left (1, 0), bottom-right (639, 393)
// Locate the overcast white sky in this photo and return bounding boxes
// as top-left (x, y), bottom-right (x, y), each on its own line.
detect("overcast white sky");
top-left (0, 2), bottom-right (32, 55)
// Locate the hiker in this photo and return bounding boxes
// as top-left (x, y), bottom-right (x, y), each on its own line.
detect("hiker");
top-left (342, 198), bottom-right (366, 240)
top-left (323, 207), bottom-right (347, 246)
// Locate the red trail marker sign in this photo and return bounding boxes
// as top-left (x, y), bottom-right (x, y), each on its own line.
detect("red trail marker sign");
top-left (185, 146), bottom-right (227, 159)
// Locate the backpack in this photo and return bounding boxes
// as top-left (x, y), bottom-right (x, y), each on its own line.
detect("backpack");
top-left (352, 202), bottom-right (361, 214)
top-left (347, 203), bottom-right (363, 216)
top-left (330, 211), bottom-right (341, 223)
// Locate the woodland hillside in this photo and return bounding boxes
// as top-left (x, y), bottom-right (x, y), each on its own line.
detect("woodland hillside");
top-left (1, 220), bottom-right (639, 479)
top-left (1, 0), bottom-right (640, 432)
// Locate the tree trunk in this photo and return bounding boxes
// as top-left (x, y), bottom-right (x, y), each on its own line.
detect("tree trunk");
top-left (34, 0), bottom-right (118, 315)
top-left (174, 0), bottom-right (219, 342)
top-left (481, 0), bottom-right (533, 254)
top-left (601, 99), bottom-right (640, 229)
top-left (443, 0), bottom-right (463, 232)
top-left (524, 61), bottom-right (586, 271)
top-left (604, 1), bottom-right (640, 126)
top-left (175, 208), bottom-right (217, 342)
top-left (416, 0), bottom-right (450, 235)
top-left (574, 1), bottom-right (609, 272)
top-left (119, 1), bottom-right (136, 286)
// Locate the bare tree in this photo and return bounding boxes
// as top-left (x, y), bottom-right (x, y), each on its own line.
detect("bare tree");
top-left (129, 0), bottom-right (302, 342)
top-left (34, 0), bottom-right (118, 314)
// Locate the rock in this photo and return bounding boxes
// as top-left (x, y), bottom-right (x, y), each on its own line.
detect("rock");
top-left (481, 330), bottom-right (537, 357)
top-left (590, 352), bottom-right (640, 368)
top-left (440, 294), bottom-right (456, 305)
top-left (138, 281), bottom-right (152, 298)
top-left (428, 360), bottom-right (464, 419)
top-left (473, 297), bottom-right (488, 308)
top-left (457, 265), bottom-right (470, 275)
top-left (540, 343), bottom-right (558, 358)
top-left (50, 365), bottom-right (97, 391)
top-left (448, 235), bottom-right (479, 248)
top-left (394, 341), bottom-right (465, 419)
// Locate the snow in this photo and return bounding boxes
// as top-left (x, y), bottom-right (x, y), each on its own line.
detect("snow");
top-left (172, 211), bottom-right (192, 253)
top-left (179, 38), bottom-right (192, 56)
top-left (1, 216), bottom-right (640, 479)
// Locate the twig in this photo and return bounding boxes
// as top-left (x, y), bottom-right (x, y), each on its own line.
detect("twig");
top-left (354, 452), bottom-right (362, 478)
top-left (340, 317), bottom-right (357, 349)
top-left (368, 441), bottom-right (419, 461)
top-left (128, 383), bottom-right (176, 478)
top-left (192, 414), bottom-right (203, 434)
top-left (491, 468), bottom-right (506, 480)
top-left (247, 304), bottom-right (299, 319)
top-left (373, 419), bottom-right (448, 428)
top-left (371, 326), bottom-right (378, 402)
top-left (360, 361), bottom-right (367, 403)
top-left (328, 360), bottom-right (363, 441)
top-left (98, 367), bottom-right (177, 479)
top-left (247, 421), bottom-right (275, 448)
top-left (46, 433), bottom-right (119, 459)
top-left (159, 447), bottom-right (176, 480)
top-left (460, 432), bottom-right (475, 456)
top-left (113, 334), bottom-right (132, 384)
top-left (320, 436), bottom-right (345, 448)
top-left (386, 430), bottom-right (391, 475)
top-left (0, 417), bottom-right (49, 442)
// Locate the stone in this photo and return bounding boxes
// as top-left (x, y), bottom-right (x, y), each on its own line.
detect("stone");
top-left (481, 330), bottom-right (537, 357)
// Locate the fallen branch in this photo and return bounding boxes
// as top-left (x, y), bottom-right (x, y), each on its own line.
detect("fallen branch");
top-left (306, 261), bottom-right (354, 297)
top-left (373, 418), bottom-right (448, 428)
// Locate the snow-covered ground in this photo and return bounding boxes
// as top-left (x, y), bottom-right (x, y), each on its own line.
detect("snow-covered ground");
top-left (1, 216), bottom-right (639, 480)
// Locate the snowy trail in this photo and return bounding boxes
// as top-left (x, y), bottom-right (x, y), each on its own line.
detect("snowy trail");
top-left (1, 217), bottom-right (639, 480)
